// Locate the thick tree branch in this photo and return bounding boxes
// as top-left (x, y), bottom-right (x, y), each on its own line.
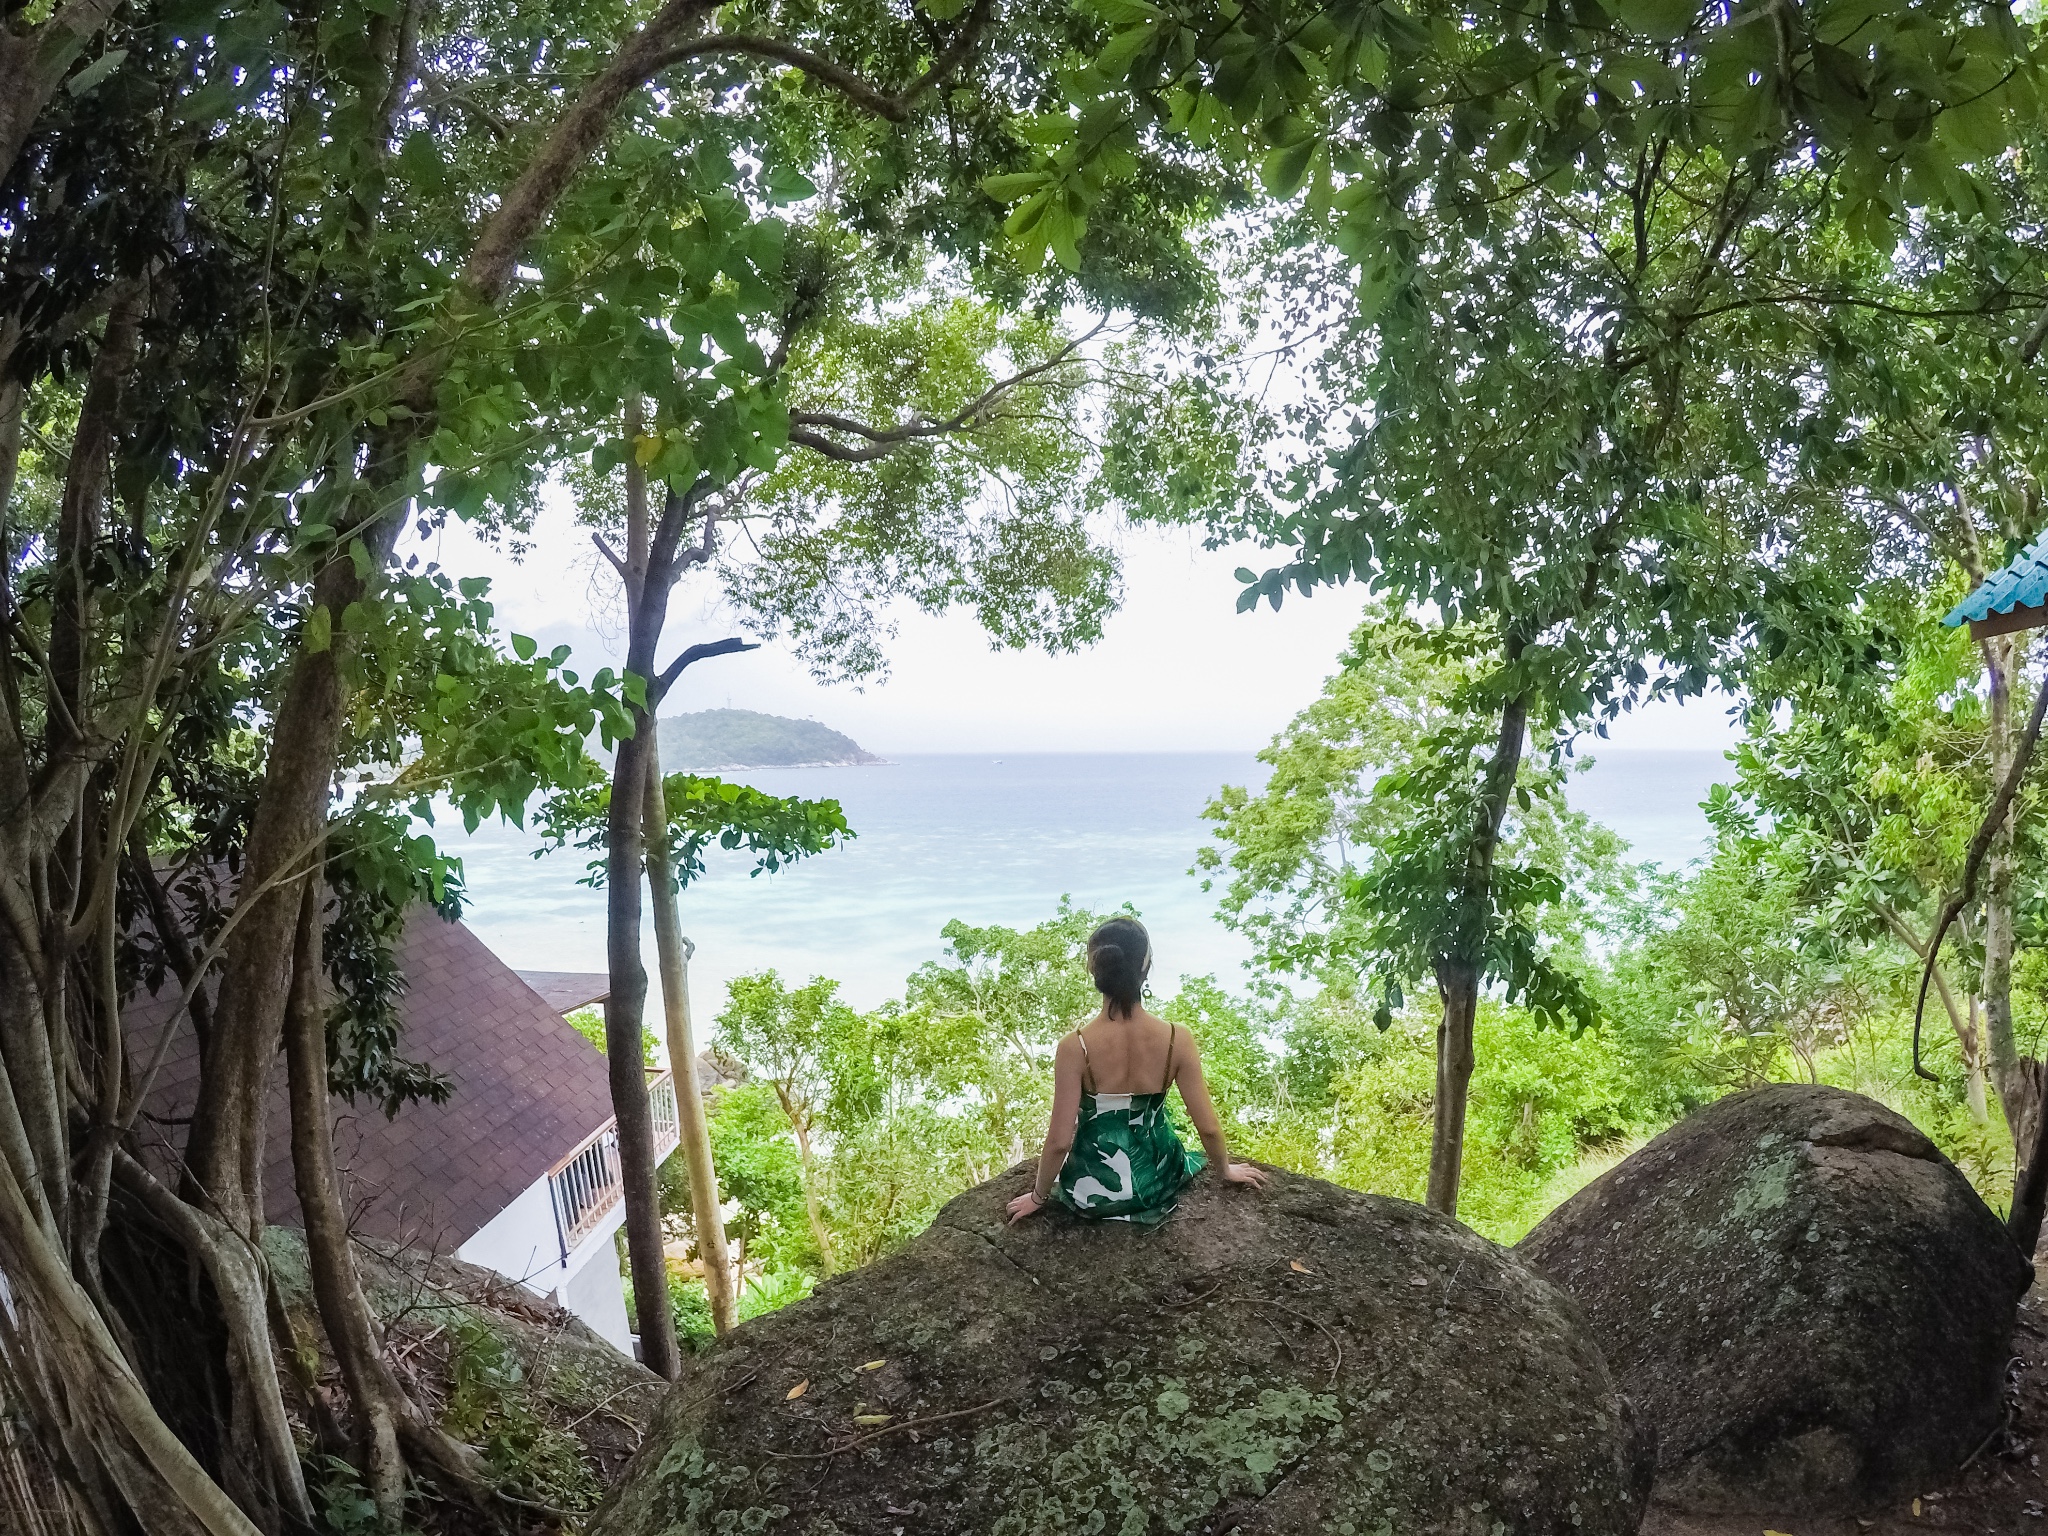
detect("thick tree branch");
top-left (646, 0), bottom-right (993, 123)
top-left (788, 323), bottom-right (1098, 462)
top-left (2023, 301), bottom-right (2048, 365)
top-left (460, 0), bottom-right (721, 302)
top-left (652, 637), bottom-right (757, 702)
top-left (123, 835), bottom-right (213, 1056)
top-left (591, 531), bottom-right (629, 581)
top-left (464, 0), bottom-right (991, 303)
top-left (0, 0), bottom-right (125, 180)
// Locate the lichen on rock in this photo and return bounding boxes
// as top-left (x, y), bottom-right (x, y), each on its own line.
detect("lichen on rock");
top-left (1519, 1083), bottom-right (2033, 1516)
top-left (589, 1165), bottom-right (1653, 1535)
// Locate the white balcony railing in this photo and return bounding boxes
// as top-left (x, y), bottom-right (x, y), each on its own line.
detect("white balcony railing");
top-left (546, 1069), bottom-right (681, 1261)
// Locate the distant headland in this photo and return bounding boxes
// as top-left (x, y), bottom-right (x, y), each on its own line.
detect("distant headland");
top-left (655, 708), bottom-right (885, 770)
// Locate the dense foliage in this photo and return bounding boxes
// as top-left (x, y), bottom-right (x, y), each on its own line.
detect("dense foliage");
top-left (7, 0), bottom-right (2048, 1526)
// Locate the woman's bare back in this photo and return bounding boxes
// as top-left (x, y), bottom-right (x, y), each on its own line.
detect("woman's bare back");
top-left (1074, 1008), bottom-right (1179, 1095)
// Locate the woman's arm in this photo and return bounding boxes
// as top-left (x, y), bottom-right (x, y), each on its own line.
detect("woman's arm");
top-left (1007, 1033), bottom-right (1085, 1223)
top-left (1174, 1030), bottom-right (1268, 1188)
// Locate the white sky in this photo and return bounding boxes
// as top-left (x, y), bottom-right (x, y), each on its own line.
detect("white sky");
top-left (419, 497), bottom-right (1742, 756)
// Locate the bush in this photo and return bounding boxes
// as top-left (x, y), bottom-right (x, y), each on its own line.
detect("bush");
top-left (442, 1313), bottom-right (601, 1510)
top-left (670, 1272), bottom-right (717, 1349)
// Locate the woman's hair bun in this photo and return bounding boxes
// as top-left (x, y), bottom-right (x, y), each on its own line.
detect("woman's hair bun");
top-left (1085, 918), bottom-right (1150, 1020)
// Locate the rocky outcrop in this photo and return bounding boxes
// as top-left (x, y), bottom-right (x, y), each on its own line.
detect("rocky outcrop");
top-left (1520, 1083), bottom-right (2032, 1515)
top-left (591, 1165), bottom-right (1652, 1536)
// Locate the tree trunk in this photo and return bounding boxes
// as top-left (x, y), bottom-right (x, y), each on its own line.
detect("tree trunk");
top-left (281, 881), bottom-right (405, 1527)
top-left (790, 1119), bottom-right (835, 1275)
top-left (0, 0), bottom-right (126, 183)
top-left (190, 516), bottom-right (402, 1240)
top-left (603, 723), bottom-right (680, 1379)
top-left (48, 278), bottom-right (144, 769)
top-left (606, 400), bottom-right (682, 1379)
top-left (2007, 1058), bottom-right (2048, 1257)
top-left (282, 879), bottom-right (503, 1525)
top-left (1966, 996), bottom-right (1989, 1127)
top-left (0, 1144), bottom-right (262, 1536)
top-left (1979, 633), bottom-right (2033, 1151)
top-left (1424, 686), bottom-right (1529, 1219)
top-left (642, 743), bottom-right (737, 1334)
top-left (1426, 964), bottom-right (1479, 1215)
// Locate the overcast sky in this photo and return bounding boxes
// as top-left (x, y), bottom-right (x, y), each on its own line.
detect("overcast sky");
top-left (419, 496), bottom-right (1743, 757)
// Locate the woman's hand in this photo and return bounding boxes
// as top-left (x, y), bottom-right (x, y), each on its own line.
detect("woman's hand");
top-left (1221, 1161), bottom-right (1270, 1189)
top-left (1006, 1189), bottom-right (1049, 1224)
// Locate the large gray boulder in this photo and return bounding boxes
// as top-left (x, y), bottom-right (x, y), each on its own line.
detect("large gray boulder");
top-left (1519, 1083), bottom-right (2031, 1515)
top-left (591, 1165), bottom-right (1652, 1536)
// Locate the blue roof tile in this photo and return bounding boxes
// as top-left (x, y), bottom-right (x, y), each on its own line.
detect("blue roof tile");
top-left (1945, 528), bottom-right (2048, 627)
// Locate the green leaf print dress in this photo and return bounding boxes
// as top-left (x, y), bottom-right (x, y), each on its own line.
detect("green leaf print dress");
top-left (1052, 1025), bottom-right (1206, 1225)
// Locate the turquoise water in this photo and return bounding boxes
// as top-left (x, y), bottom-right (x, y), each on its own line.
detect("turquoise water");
top-left (438, 748), bottom-right (1732, 1012)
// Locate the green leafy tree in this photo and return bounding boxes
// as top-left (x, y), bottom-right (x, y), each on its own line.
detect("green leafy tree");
top-left (981, 0), bottom-right (2042, 1229)
top-left (1200, 605), bottom-right (1634, 1212)
top-left (900, 899), bottom-right (1112, 1157)
top-left (714, 972), bottom-right (870, 1274)
top-left (1713, 587), bottom-right (2038, 1124)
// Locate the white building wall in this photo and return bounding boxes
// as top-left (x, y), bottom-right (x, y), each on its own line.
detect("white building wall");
top-left (456, 1176), bottom-right (635, 1354)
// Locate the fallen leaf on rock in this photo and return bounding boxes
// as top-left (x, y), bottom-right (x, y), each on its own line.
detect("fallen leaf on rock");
top-left (786, 1380), bottom-right (809, 1400)
top-left (1290, 1260), bottom-right (1313, 1274)
top-left (854, 1414), bottom-right (893, 1426)
top-left (1409, 1276), bottom-right (1429, 1287)
top-left (860, 1359), bottom-right (886, 1371)
top-left (1913, 1499), bottom-right (1922, 1517)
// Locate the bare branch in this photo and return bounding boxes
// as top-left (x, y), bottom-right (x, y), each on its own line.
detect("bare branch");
top-left (461, 0), bottom-right (721, 302)
top-left (647, 0), bottom-right (993, 124)
top-left (653, 637), bottom-right (759, 701)
top-left (591, 531), bottom-right (629, 581)
top-left (2024, 298), bottom-right (2048, 365)
top-left (788, 321), bottom-right (1101, 463)
top-left (649, 35), bottom-right (919, 121)
top-left (464, 0), bottom-right (990, 302)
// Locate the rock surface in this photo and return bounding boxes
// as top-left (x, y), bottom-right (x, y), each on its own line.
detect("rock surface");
top-left (591, 1164), bottom-right (1652, 1536)
top-left (1519, 1083), bottom-right (2032, 1516)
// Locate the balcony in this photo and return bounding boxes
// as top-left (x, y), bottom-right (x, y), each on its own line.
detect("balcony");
top-left (545, 1068), bottom-right (680, 1261)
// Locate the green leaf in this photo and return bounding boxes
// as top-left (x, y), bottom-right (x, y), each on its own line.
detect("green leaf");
top-left (66, 49), bottom-right (129, 97)
top-left (982, 172), bottom-right (1052, 203)
top-left (1260, 138), bottom-right (1318, 199)
top-left (511, 633), bottom-right (538, 662)
top-left (305, 605), bottom-right (332, 654)
top-left (764, 164), bottom-right (818, 206)
top-left (1609, 0), bottom-right (1698, 40)
top-left (1094, 20), bottom-right (1163, 77)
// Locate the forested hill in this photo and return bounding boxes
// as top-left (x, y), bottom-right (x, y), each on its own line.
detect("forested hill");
top-left (655, 709), bottom-right (884, 770)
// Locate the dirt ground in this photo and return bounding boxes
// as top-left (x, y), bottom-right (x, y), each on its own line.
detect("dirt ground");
top-left (1644, 1285), bottom-right (2048, 1536)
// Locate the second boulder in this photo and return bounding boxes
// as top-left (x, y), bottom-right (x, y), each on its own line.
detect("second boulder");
top-left (1519, 1083), bottom-right (2031, 1513)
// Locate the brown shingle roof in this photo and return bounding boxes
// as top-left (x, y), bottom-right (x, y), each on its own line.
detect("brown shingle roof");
top-left (128, 907), bottom-right (617, 1253)
top-left (515, 971), bottom-right (612, 1015)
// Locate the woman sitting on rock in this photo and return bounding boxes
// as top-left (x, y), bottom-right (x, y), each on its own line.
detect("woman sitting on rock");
top-left (1007, 916), bottom-right (1268, 1226)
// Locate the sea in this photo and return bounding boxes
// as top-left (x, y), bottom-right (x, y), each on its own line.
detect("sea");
top-left (436, 748), bottom-right (1733, 1015)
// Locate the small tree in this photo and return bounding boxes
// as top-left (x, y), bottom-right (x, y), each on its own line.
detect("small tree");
top-left (714, 973), bottom-right (868, 1273)
top-left (540, 771), bottom-right (847, 1318)
top-left (901, 900), bottom-right (1114, 1160)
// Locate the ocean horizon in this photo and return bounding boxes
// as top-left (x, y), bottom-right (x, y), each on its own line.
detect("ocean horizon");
top-left (438, 747), bottom-right (1735, 1014)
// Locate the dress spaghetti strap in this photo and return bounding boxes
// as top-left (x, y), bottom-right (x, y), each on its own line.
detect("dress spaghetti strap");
top-left (1161, 1023), bottom-right (1177, 1095)
top-left (1074, 1030), bottom-right (1094, 1093)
